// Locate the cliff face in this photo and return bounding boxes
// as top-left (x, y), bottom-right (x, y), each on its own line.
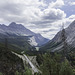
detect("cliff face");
top-left (52, 20), bottom-right (75, 46)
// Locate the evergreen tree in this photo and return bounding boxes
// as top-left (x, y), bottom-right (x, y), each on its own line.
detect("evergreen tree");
top-left (59, 59), bottom-right (74, 75)
top-left (41, 53), bottom-right (61, 75)
top-left (40, 53), bottom-right (74, 75)
top-left (24, 67), bottom-right (32, 75)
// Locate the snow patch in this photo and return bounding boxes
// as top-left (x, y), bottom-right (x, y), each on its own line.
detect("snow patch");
top-left (29, 36), bottom-right (38, 46)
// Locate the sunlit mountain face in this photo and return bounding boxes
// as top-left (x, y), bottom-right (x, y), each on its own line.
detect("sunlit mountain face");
top-left (0, 0), bottom-right (75, 39)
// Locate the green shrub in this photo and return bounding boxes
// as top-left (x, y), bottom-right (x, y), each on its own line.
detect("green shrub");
top-left (0, 72), bottom-right (3, 75)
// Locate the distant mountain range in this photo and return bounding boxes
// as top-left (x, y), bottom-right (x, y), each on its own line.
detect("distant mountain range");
top-left (0, 22), bottom-right (49, 46)
top-left (40, 20), bottom-right (75, 52)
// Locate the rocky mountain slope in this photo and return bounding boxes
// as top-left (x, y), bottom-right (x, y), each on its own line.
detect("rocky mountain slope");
top-left (0, 22), bottom-right (49, 46)
top-left (40, 20), bottom-right (75, 52)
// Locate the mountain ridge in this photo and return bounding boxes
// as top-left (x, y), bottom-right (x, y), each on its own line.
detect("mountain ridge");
top-left (40, 20), bottom-right (75, 52)
top-left (0, 22), bottom-right (49, 46)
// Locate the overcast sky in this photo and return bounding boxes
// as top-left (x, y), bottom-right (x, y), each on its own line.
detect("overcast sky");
top-left (0, 0), bottom-right (75, 39)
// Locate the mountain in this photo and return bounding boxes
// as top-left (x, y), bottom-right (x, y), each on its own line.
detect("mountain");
top-left (40, 20), bottom-right (75, 52)
top-left (0, 22), bottom-right (49, 46)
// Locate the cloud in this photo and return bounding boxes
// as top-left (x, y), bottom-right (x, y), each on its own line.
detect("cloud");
top-left (0, 0), bottom-right (66, 24)
top-left (43, 8), bottom-right (66, 20)
top-left (69, 2), bottom-right (75, 6)
top-left (0, 0), bottom-right (74, 39)
top-left (30, 15), bottom-right (75, 39)
top-left (31, 7), bottom-right (66, 29)
top-left (0, 0), bottom-right (45, 23)
top-left (64, 15), bottom-right (75, 28)
top-left (49, 0), bottom-right (64, 8)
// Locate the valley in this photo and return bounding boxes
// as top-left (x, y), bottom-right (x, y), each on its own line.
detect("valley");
top-left (0, 21), bottom-right (75, 75)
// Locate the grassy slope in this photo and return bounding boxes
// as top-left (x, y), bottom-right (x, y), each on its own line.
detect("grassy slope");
top-left (0, 36), bottom-right (32, 53)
